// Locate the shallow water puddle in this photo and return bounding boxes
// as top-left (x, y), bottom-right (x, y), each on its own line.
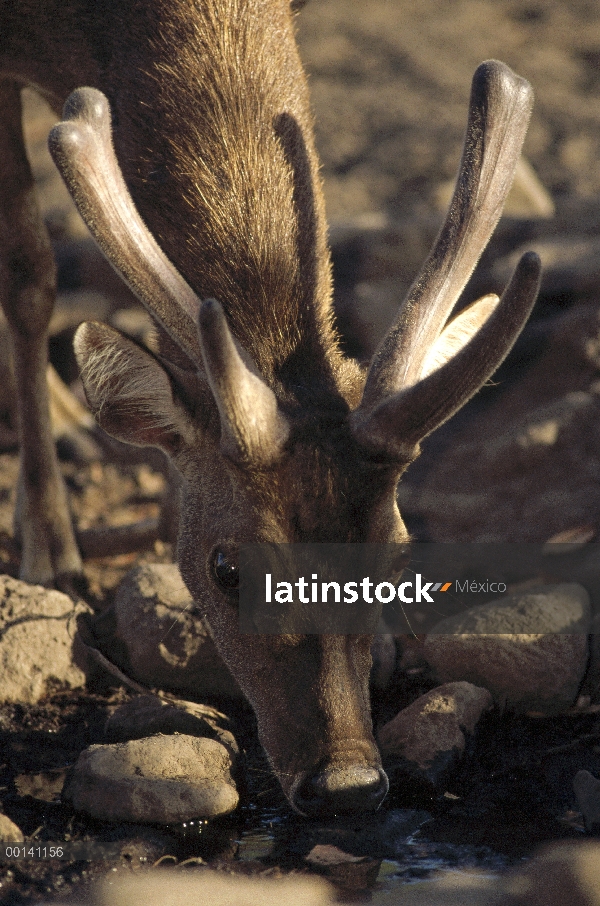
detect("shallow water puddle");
top-left (230, 805), bottom-right (515, 900)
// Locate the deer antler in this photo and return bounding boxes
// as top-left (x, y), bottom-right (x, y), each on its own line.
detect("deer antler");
top-left (48, 88), bottom-right (204, 367)
top-left (198, 299), bottom-right (290, 464)
top-left (51, 87), bottom-right (291, 466)
top-left (352, 61), bottom-right (541, 458)
top-left (353, 252), bottom-right (540, 457)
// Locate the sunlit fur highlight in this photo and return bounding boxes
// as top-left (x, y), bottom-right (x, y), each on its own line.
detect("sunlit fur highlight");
top-left (74, 322), bottom-right (190, 444)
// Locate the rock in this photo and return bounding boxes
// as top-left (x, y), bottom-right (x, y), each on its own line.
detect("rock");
top-left (336, 278), bottom-right (408, 358)
top-left (424, 584), bottom-right (590, 714)
top-left (305, 845), bottom-right (372, 867)
top-left (305, 844), bottom-right (381, 891)
top-left (63, 734), bottom-right (238, 823)
top-left (495, 235), bottom-right (600, 303)
top-left (54, 238), bottom-right (140, 308)
top-left (370, 633), bottom-right (397, 691)
top-left (15, 769), bottom-right (67, 802)
top-left (505, 841), bottom-right (600, 906)
top-left (0, 813), bottom-right (24, 842)
top-left (543, 525), bottom-right (596, 553)
top-left (91, 870), bottom-right (334, 906)
top-left (574, 771), bottom-right (600, 834)
top-left (104, 694), bottom-right (239, 760)
top-left (378, 873), bottom-right (505, 905)
top-left (0, 576), bottom-right (91, 704)
top-left (443, 392), bottom-right (600, 486)
top-left (108, 563), bottom-right (242, 700)
top-left (377, 682), bottom-right (493, 795)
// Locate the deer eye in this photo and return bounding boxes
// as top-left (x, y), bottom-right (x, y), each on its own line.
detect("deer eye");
top-left (212, 549), bottom-right (239, 591)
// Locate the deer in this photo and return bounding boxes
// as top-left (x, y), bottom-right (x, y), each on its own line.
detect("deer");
top-left (0, 0), bottom-right (540, 816)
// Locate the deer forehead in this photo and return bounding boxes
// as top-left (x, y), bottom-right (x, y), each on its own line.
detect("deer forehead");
top-left (184, 423), bottom-right (406, 544)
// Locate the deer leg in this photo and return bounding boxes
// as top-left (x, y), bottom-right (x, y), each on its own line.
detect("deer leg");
top-left (0, 82), bottom-right (82, 587)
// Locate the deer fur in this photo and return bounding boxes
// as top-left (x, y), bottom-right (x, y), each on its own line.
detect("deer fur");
top-left (0, 1), bottom-right (540, 816)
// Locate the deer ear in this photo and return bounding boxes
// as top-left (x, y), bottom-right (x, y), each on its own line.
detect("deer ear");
top-left (73, 321), bottom-right (195, 454)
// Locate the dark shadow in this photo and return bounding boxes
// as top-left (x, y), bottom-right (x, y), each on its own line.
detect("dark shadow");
top-left (273, 111), bottom-right (342, 400)
top-left (273, 112), bottom-right (318, 322)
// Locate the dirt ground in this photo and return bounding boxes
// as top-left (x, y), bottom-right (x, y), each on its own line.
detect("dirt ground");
top-left (3, 0), bottom-right (600, 902)
top-left (301, 0), bottom-right (600, 216)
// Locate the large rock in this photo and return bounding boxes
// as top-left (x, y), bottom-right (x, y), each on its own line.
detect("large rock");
top-left (370, 872), bottom-right (504, 905)
top-left (424, 584), bottom-right (590, 714)
top-left (64, 734), bottom-right (238, 824)
top-left (91, 870), bottom-right (334, 906)
top-left (0, 576), bottom-right (90, 704)
top-left (108, 563), bottom-right (242, 700)
top-left (104, 694), bottom-right (239, 760)
top-left (504, 841), bottom-right (600, 906)
top-left (378, 682), bottom-right (493, 795)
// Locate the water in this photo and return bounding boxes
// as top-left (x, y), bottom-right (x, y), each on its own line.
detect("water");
top-left (228, 803), bottom-right (513, 901)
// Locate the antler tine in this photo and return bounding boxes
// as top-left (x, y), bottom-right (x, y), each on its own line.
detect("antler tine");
top-left (49, 88), bottom-right (204, 367)
top-left (358, 61), bottom-right (533, 413)
top-left (352, 251), bottom-right (541, 459)
top-left (198, 299), bottom-right (290, 465)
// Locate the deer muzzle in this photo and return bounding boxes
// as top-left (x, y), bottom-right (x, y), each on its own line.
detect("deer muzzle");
top-left (292, 761), bottom-right (389, 818)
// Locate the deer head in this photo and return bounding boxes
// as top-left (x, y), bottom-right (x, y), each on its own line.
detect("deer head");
top-left (48, 60), bottom-right (540, 817)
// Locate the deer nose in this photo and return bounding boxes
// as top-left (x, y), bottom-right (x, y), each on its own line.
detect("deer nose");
top-left (293, 764), bottom-right (389, 817)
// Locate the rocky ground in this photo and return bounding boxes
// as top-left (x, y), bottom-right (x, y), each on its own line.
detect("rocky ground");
top-left (4, 0), bottom-right (600, 904)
